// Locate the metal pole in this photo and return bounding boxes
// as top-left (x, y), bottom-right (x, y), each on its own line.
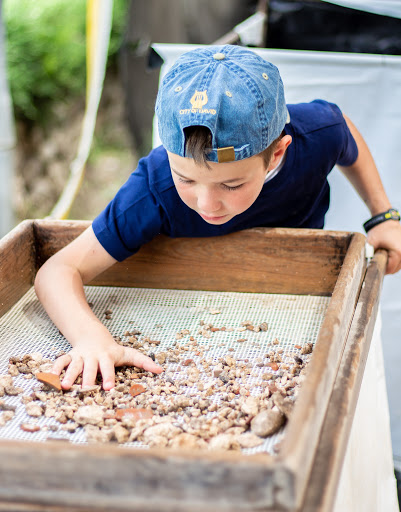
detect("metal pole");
top-left (0, 0), bottom-right (16, 238)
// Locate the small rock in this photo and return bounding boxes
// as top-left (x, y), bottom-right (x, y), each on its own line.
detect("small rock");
top-left (0, 400), bottom-right (16, 412)
top-left (169, 433), bottom-right (207, 450)
top-left (112, 424), bottom-right (130, 444)
top-left (301, 343), bottom-right (313, 355)
top-left (241, 396), bottom-right (259, 417)
top-left (4, 385), bottom-right (23, 396)
top-left (74, 405), bottom-right (105, 427)
top-left (208, 434), bottom-right (240, 451)
top-left (25, 403), bottom-right (43, 417)
top-left (0, 375), bottom-right (13, 388)
top-left (0, 411), bottom-right (15, 426)
top-left (272, 392), bottom-right (294, 419)
top-left (250, 408), bottom-right (285, 437)
top-left (85, 425), bottom-right (113, 443)
top-left (237, 433), bottom-right (264, 448)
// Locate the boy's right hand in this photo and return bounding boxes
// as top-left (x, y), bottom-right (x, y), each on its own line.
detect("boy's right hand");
top-left (51, 337), bottom-right (163, 391)
top-left (34, 227), bottom-right (164, 391)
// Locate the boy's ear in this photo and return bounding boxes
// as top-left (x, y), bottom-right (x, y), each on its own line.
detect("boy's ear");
top-left (268, 135), bottom-right (292, 170)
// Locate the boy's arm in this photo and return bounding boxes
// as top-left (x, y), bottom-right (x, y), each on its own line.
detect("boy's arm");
top-left (338, 115), bottom-right (401, 275)
top-left (34, 226), bottom-right (162, 390)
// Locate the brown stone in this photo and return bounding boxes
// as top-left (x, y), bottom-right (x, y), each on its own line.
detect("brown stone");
top-left (267, 362), bottom-right (279, 372)
top-left (129, 384), bottom-right (146, 397)
top-left (250, 408), bottom-right (285, 437)
top-left (35, 372), bottom-right (62, 391)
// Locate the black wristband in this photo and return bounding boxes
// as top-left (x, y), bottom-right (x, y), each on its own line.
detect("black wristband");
top-left (363, 208), bottom-right (400, 233)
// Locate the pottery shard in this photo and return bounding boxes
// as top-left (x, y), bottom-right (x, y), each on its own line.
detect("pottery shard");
top-left (35, 372), bottom-right (62, 391)
top-left (241, 396), bottom-right (259, 417)
top-left (237, 433), bottom-right (264, 449)
top-left (20, 423), bottom-right (41, 433)
top-left (129, 384), bottom-right (146, 397)
top-left (114, 408), bottom-right (153, 422)
top-left (272, 391), bottom-right (294, 419)
top-left (74, 405), bottom-right (105, 426)
top-left (251, 408), bottom-right (285, 437)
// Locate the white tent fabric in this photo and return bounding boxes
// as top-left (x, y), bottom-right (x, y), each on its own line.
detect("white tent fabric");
top-left (152, 43), bottom-right (401, 506)
top-left (333, 310), bottom-right (398, 511)
top-left (322, 0), bottom-right (401, 19)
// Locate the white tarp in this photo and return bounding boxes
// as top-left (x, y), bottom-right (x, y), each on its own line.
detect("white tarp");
top-left (322, 0), bottom-right (401, 19)
top-left (333, 311), bottom-right (398, 511)
top-left (152, 43), bottom-right (401, 506)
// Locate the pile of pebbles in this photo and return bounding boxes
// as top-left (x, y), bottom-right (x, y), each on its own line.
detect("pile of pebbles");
top-left (0, 319), bottom-right (314, 452)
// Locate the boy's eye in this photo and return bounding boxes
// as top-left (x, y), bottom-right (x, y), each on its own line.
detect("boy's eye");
top-left (222, 183), bottom-right (244, 191)
top-left (177, 177), bottom-right (193, 184)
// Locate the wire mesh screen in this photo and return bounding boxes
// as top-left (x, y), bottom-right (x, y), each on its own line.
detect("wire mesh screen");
top-left (0, 286), bottom-right (330, 454)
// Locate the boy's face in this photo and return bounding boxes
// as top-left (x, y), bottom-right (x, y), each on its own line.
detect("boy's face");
top-left (167, 151), bottom-right (270, 225)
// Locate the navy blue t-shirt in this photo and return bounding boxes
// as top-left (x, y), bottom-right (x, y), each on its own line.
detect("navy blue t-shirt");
top-left (93, 100), bottom-right (358, 262)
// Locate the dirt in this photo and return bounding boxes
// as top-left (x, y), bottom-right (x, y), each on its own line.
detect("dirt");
top-left (14, 70), bottom-right (137, 223)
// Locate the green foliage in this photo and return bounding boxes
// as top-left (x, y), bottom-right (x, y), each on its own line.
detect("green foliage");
top-left (3, 0), bottom-right (129, 121)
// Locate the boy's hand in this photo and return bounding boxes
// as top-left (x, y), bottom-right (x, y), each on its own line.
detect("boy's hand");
top-left (367, 220), bottom-right (401, 275)
top-left (52, 338), bottom-right (163, 391)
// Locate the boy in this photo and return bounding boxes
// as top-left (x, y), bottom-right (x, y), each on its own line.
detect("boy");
top-left (35, 45), bottom-right (401, 390)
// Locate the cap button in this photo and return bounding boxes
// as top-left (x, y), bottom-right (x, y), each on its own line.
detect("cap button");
top-left (213, 52), bottom-right (226, 61)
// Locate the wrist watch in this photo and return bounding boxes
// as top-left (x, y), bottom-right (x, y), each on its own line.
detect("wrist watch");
top-left (363, 208), bottom-right (401, 233)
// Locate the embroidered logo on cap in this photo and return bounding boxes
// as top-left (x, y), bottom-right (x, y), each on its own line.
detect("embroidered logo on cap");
top-left (179, 90), bottom-right (216, 115)
top-left (190, 90), bottom-right (208, 109)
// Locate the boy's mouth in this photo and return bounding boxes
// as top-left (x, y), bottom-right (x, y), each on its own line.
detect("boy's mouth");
top-left (199, 213), bottom-right (229, 222)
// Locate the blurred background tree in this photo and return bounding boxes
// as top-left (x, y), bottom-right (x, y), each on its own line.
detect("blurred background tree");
top-left (3, 0), bottom-right (128, 123)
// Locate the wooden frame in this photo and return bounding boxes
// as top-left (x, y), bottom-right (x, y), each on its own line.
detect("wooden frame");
top-left (0, 220), bottom-right (386, 511)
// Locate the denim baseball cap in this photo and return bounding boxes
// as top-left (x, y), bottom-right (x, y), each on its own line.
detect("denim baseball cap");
top-left (155, 44), bottom-right (289, 163)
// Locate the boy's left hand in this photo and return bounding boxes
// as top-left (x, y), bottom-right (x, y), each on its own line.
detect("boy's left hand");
top-left (366, 221), bottom-right (401, 274)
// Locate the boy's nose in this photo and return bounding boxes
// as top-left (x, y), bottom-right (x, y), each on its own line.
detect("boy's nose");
top-left (197, 187), bottom-right (221, 213)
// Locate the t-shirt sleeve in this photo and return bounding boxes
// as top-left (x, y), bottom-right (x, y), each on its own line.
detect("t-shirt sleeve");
top-left (92, 157), bottom-right (165, 262)
top-left (324, 101), bottom-right (359, 166)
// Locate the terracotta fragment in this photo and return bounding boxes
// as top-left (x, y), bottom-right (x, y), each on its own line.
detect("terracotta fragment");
top-left (20, 423), bottom-right (41, 433)
top-left (182, 359), bottom-right (194, 366)
top-left (129, 384), bottom-right (146, 397)
top-left (36, 372), bottom-right (62, 391)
